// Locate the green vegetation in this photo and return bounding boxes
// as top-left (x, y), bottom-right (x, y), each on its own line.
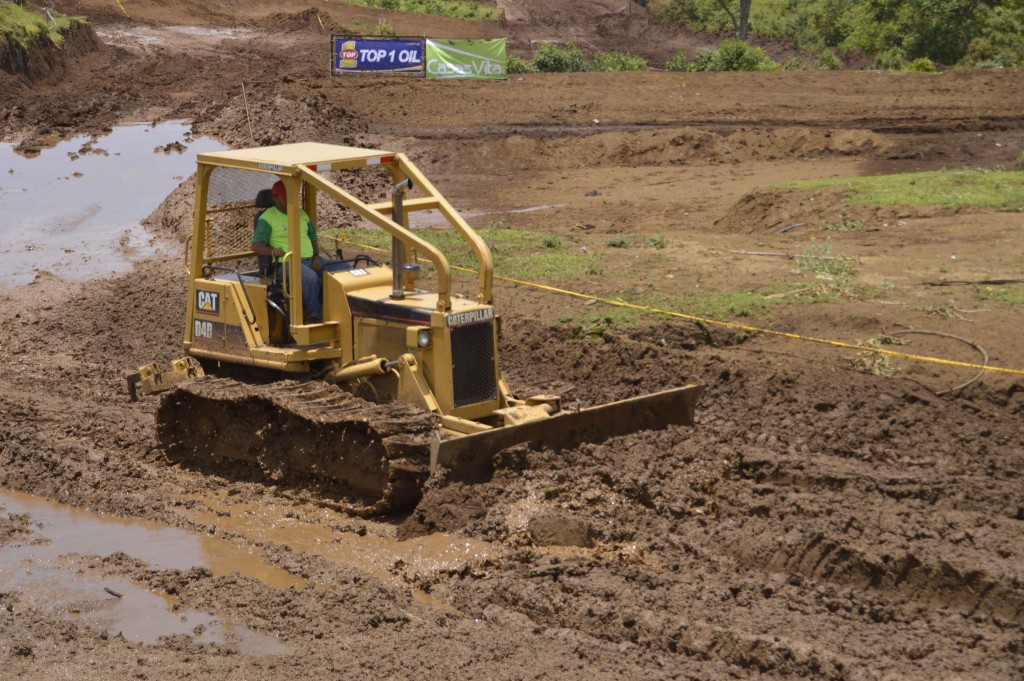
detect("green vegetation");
top-left (369, 19), bottom-right (398, 37)
top-left (851, 334), bottom-right (909, 376)
top-left (795, 237), bottom-right (885, 299)
top-left (506, 54), bottom-right (535, 74)
top-left (567, 279), bottom-right (863, 335)
top-left (354, 0), bottom-right (501, 21)
top-left (666, 39), bottom-right (778, 71)
top-left (0, 2), bottom-right (85, 51)
top-left (779, 168), bottom-right (1024, 211)
top-left (665, 50), bottom-right (690, 71)
top-left (821, 211), bottom-right (865, 231)
top-left (907, 57), bottom-right (937, 72)
top-left (919, 301), bottom-right (961, 318)
top-left (522, 43), bottom-right (650, 73)
top-left (677, 288), bottom-right (786, 319)
top-left (571, 308), bottom-right (646, 337)
top-left (324, 215), bottom-right (900, 338)
top-left (324, 225), bottom-right (602, 283)
top-left (590, 50), bottom-right (649, 72)
top-left (816, 49), bottom-right (842, 70)
top-left (798, 238), bottom-right (858, 280)
top-left (973, 284), bottom-right (1024, 305)
top-left (531, 43), bottom-right (588, 72)
top-left (651, 0), bottom-right (1024, 68)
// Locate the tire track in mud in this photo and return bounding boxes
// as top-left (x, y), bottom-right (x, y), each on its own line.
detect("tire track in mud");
top-left (711, 452), bottom-right (1024, 627)
top-left (457, 326), bottom-right (1024, 678)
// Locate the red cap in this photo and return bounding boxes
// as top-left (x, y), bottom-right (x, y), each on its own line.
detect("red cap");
top-left (271, 180), bottom-right (286, 197)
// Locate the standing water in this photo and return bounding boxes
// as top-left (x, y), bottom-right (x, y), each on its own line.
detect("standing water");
top-left (0, 489), bottom-right (297, 654)
top-left (0, 121), bottom-right (224, 289)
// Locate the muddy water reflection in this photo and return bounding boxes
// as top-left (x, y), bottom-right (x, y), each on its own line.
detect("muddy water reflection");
top-left (0, 121), bottom-right (224, 288)
top-left (0, 489), bottom-right (297, 654)
top-left (180, 496), bottom-right (493, 610)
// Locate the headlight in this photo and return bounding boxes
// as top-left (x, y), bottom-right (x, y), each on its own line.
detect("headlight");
top-left (417, 329), bottom-right (431, 348)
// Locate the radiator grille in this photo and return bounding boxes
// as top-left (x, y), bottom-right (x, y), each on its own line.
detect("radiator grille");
top-left (450, 322), bottom-right (497, 408)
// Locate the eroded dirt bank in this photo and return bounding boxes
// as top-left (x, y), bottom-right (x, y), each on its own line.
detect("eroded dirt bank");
top-left (2, 2), bottom-right (1023, 679)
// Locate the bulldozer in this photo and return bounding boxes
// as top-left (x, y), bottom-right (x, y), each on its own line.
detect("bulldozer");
top-left (130, 142), bottom-right (704, 515)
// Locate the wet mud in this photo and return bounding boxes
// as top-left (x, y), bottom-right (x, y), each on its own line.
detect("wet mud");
top-left (1, 1), bottom-right (1023, 679)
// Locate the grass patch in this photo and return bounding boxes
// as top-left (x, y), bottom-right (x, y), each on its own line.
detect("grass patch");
top-left (571, 307), bottom-right (645, 338)
top-left (324, 225), bottom-right (895, 330)
top-left (973, 284), bottom-right (1024, 305)
top-left (0, 3), bottom-right (85, 50)
top-left (323, 225), bottom-right (601, 283)
top-left (778, 168), bottom-right (1024, 211)
top-left (797, 238), bottom-right (858, 280)
top-left (821, 210), bottom-right (865, 231)
top-left (678, 290), bottom-right (775, 319)
top-left (793, 239), bottom-right (897, 301)
top-left (590, 50), bottom-right (648, 72)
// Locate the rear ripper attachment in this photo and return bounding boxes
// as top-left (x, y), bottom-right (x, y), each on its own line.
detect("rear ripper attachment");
top-left (133, 142), bottom-right (705, 513)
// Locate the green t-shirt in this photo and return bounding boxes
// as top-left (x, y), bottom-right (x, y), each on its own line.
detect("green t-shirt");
top-left (254, 206), bottom-right (318, 260)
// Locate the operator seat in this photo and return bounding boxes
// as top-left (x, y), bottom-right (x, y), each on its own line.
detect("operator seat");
top-left (254, 188), bottom-right (275, 276)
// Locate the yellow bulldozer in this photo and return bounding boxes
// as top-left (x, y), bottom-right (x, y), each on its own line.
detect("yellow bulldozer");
top-left (130, 142), bottom-right (703, 514)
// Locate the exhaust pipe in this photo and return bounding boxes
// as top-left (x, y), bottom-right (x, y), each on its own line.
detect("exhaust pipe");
top-left (391, 178), bottom-right (414, 300)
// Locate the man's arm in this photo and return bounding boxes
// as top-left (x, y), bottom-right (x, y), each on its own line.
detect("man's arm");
top-left (253, 220), bottom-right (284, 258)
top-left (251, 241), bottom-right (285, 258)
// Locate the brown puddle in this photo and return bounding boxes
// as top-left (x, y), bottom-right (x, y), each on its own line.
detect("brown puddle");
top-left (0, 121), bottom-right (224, 289)
top-left (0, 489), bottom-right (298, 654)
top-left (178, 494), bottom-right (494, 611)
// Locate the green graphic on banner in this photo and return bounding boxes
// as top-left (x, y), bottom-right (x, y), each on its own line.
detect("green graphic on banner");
top-left (425, 39), bottom-right (507, 80)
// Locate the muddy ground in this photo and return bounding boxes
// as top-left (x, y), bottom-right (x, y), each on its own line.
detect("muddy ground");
top-left (1, 1), bottom-right (1023, 679)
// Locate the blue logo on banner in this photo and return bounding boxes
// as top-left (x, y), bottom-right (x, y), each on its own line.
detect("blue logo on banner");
top-left (333, 38), bottom-right (424, 74)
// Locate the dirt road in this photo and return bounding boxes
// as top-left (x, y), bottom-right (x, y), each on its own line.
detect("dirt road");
top-left (1, 2), bottom-right (1022, 678)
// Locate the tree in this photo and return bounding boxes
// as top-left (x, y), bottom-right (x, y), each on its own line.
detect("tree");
top-left (716, 0), bottom-right (753, 39)
top-left (844, 0), bottom-right (997, 64)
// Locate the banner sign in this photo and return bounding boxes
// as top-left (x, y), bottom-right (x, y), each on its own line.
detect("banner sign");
top-left (332, 36), bottom-right (424, 75)
top-left (425, 39), bottom-right (508, 80)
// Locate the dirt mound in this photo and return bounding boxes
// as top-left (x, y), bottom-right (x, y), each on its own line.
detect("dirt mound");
top-left (260, 8), bottom-right (337, 33)
top-left (713, 185), bottom-right (950, 234)
top-left (499, 0), bottom-right (707, 63)
top-left (0, 22), bottom-right (105, 84)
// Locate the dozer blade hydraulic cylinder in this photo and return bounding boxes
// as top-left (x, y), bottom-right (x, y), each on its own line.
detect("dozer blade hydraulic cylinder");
top-left (430, 380), bottom-right (705, 483)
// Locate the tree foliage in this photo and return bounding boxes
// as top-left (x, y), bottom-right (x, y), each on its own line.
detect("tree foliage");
top-left (531, 43), bottom-right (588, 72)
top-left (651, 0), bottom-right (1024, 66)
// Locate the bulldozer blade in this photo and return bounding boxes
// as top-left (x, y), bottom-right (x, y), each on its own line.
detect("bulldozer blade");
top-left (430, 380), bottom-right (704, 484)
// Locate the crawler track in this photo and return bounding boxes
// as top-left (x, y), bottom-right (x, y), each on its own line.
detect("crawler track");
top-left (157, 378), bottom-right (439, 515)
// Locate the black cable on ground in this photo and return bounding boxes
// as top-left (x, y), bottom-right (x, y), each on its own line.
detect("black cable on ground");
top-left (890, 330), bottom-right (989, 397)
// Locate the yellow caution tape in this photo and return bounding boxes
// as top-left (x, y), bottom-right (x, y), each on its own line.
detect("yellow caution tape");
top-left (337, 237), bottom-right (1024, 377)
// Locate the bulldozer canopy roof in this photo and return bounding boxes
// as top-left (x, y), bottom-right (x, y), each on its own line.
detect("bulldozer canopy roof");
top-left (198, 142), bottom-right (395, 171)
